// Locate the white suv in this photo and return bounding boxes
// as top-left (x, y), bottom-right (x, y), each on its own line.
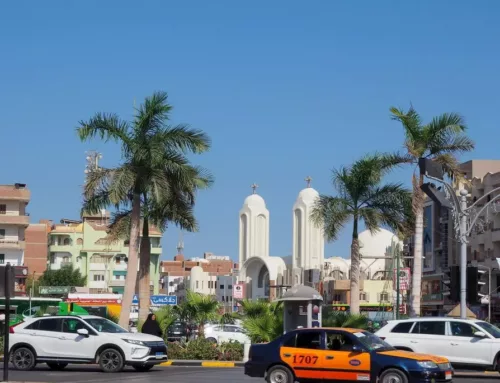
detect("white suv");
top-left (9, 315), bottom-right (167, 372)
top-left (375, 317), bottom-right (500, 370)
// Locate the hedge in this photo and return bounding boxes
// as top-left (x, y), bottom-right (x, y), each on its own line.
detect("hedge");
top-left (167, 338), bottom-right (244, 361)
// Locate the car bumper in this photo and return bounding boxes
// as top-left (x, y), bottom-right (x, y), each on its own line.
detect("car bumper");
top-left (244, 361), bottom-right (266, 378)
top-left (408, 369), bottom-right (453, 383)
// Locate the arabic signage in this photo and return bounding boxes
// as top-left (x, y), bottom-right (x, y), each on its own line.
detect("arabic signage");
top-left (39, 286), bottom-right (72, 295)
top-left (233, 283), bottom-right (244, 299)
top-left (332, 305), bottom-right (394, 313)
top-left (132, 295), bottom-right (177, 305)
top-left (393, 268), bottom-right (411, 291)
top-left (66, 298), bottom-right (121, 304)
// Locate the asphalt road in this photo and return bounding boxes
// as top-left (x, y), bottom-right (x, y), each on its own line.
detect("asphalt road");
top-left (0, 365), bottom-right (496, 383)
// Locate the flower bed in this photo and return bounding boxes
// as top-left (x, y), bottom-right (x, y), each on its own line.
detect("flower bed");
top-left (167, 338), bottom-right (243, 361)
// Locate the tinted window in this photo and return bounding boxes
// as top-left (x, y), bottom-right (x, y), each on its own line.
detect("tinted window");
top-left (84, 318), bottom-right (128, 333)
top-left (412, 321), bottom-right (445, 335)
top-left (25, 320), bottom-right (40, 330)
top-left (295, 332), bottom-right (321, 350)
top-left (476, 321), bottom-right (500, 339)
top-left (283, 334), bottom-right (296, 347)
top-left (62, 318), bottom-right (92, 334)
top-left (391, 322), bottom-right (414, 333)
top-left (38, 318), bottom-right (62, 332)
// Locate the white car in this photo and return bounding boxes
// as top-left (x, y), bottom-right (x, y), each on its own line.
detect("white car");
top-left (9, 315), bottom-right (167, 372)
top-left (375, 317), bottom-right (500, 370)
top-left (204, 324), bottom-right (250, 344)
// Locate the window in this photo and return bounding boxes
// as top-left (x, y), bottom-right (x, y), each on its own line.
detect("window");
top-left (391, 322), bottom-right (414, 333)
top-left (63, 238), bottom-right (71, 245)
top-left (295, 332), bottom-right (321, 349)
top-left (359, 292), bottom-right (367, 301)
top-left (379, 293), bottom-right (390, 302)
top-left (0, 229), bottom-right (5, 239)
top-left (25, 320), bottom-right (40, 330)
top-left (476, 321), bottom-right (500, 338)
top-left (220, 285), bottom-right (225, 289)
top-left (196, 281), bottom-right (199, 289)
top-left (93, 274), bottom-right (105, 281)
top-left (283, 334), bottom-right (296, 347)
top-left (412, 321), bottom-right (445, 335)
top-left (223, 325), bottom-right (236, 332)
top-left (327, 332), bottom-right (354, 352)
top-left (450, 321), bottom-right (480, 337)
top-left (62, 318), bottom-right (92, 334)
top-left (0, 254), bottom-right (4, 264)
top-left (221, 295), bottom-right (225, 302)
top-left (0, 205), bottom-right (6, 214)
top-left (38, 318), bottom-right (63, 332)
top-left (83, 318), bottom-right (128, 333)
top-left (228, 285), bottom-right (233, 289)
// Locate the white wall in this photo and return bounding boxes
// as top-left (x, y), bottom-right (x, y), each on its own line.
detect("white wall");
top-left (0, 250), bottom-right (23, 266)
top-left (0, 225), bottom-right (21, 241)
top-left (0, 200), bottom-right (21, 215)
top-left (50, 252), bottom-right (72, 270)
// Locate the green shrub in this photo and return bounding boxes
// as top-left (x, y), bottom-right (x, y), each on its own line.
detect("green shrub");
top-left (167, 339), bottom-right (243, 361)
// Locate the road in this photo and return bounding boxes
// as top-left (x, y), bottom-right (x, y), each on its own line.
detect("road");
top-left (0, 365), bottom-right (496, 383)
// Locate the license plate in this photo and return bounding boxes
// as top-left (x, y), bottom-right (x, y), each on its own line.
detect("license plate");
top-left (445, 371), bottom-right (452, 380)
top-left (156, 352), bottom-right (165, 358)
top-left (173, 332), bottom-right (181, 334)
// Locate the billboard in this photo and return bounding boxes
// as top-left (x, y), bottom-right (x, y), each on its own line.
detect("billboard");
top-left (233, 283), bottom-right (244, 299)
top-left (423, 203), bottom-right (435, 272)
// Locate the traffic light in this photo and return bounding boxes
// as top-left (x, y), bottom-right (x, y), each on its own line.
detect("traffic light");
top-left (420, 183), bottom-right (453, 209)
top-left (466, 267), bottom-right (480, 304)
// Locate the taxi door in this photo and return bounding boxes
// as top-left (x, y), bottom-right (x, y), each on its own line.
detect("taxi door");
top-left (322, 330), bottom-right (371, 381)
top-left (280, 330), bottom-right (324, 381)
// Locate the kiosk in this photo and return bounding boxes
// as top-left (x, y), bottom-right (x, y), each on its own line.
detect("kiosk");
top-left (277, 285), bottom-right (323, 333)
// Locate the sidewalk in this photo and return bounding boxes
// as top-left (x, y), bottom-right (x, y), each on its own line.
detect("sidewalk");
top-left (454, 370), bottom-right (500, 379)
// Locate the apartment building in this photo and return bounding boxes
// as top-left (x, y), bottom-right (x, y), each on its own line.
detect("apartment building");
top-left (24, 220), bottom-right (51, 276)
top-left (0, 184), bottom-right (30, 295)
top-left (48, 211), bottom-right (163, 294)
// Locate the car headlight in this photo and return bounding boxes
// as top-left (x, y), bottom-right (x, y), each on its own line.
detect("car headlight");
top-left (123, 339), bottom-right (146, 346)
top-left (417, 361), bottom-right (438, 369)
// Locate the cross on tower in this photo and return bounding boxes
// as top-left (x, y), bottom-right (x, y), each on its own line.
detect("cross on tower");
top-left (305, 176), bottom-right (312, 188)
top-left (251, 183), bottom-right (259, 194)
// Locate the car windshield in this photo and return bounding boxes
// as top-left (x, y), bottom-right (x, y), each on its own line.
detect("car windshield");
top-left (475, 321), bottom-right (500, 339)
top-left (353, 331), bottom-right (395, 351)
top-left (84, 318), bottom-right (129, 333)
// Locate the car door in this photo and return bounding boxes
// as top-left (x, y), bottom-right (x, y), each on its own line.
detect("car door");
top-left (445, 321), bottom-right (492, 366)
top-left (280, 330), bottom-right (324, 381)
top-left (30, 318), bottom-right (64, 357)
top-left (322, 330), bottom-right (371, 382)
top-left (409, 321), bottom-right (449, 357)
top-left (60, 318), bottom-right (97, 360)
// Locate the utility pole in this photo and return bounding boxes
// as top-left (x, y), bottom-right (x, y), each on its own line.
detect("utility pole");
top-left (395, 242), bottom-right (401, 320)
top-left (419, 158), bottom-right (500, 319)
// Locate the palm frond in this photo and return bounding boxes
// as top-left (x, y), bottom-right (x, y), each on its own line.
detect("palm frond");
top-left (77, 112), bottom-right (131, 148)
top-left (310, 196), bottom-right (352, 242)
top-left (158, 125), bottom-right (212, 154)
top-left (390, 106), bottom-right (423, 146)
top-left (134, 91), bottom-right (173, 137)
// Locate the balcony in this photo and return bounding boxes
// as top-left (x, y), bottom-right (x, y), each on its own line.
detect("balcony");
top-left (89, 263), bottom-right (107, 271)
top-left (0, 214), bottom-right (29, 226)
top-left (88, 280), bottom-right (107, 289)
top-left (50, 244), bottom-right (73, 252)
top-left (0, 239), bottom-right (25, 250)
top-left (109, 280), bottom-right (126, 287)
top-left (151, 244), bottom-right (162, 255)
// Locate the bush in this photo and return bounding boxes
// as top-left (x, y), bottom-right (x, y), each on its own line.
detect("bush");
top-left (167, 338), bottom-right (243, 361)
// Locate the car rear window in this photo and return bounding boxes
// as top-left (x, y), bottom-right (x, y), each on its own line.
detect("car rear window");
top-left (391, 322), bottom-right (414, 333)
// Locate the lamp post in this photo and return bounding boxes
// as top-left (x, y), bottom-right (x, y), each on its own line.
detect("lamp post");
top-left (419, 158), bottom-right (500, 319)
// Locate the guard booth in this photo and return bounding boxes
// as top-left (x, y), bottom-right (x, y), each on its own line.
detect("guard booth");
top-left (277, 285), bottom-right (323, 334)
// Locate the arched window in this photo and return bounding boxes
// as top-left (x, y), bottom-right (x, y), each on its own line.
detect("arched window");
top-left (63, 238), bottom-right (71, 246)
top-left (76, 238), bottom-right (83, 245)
top-left (62, 256), bottom-right (70, 264)
top-left (257, 265), bottom-right (269, 289)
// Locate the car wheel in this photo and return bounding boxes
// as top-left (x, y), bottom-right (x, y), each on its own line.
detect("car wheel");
top-left (266, 365), bottom-right (294, 383)
top-left (132, 365), bottom-right (154, 372)
top-left (206, 337), bottom-right (217, 344)
top-left (47, 362), bottom-right (68, 370)
top-left (379, 368), bottom-right (408, 383)
top-left (99, 348), bottom-right (124, 373)
top-left (11, 347), bottom-right (36, 371)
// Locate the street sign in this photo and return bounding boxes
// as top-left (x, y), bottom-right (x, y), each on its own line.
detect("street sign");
top-left (39, 286), bottom-right (72, 295)
top-left (132, 295), bottom-right (177, 305)
top-left (233, 283), bottom-right (244, 299)
top-left (393, 268), bottom-right (411, 291)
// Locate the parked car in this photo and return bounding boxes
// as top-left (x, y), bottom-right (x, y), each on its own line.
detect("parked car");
top-left (9, 315), bottom-right (167, 372)
top-left (204, 324), bottom-right (250, 344)
top-left (375, 317), bottom-right (500, 370)
top-left (167, 321), bottom-right (189, 341)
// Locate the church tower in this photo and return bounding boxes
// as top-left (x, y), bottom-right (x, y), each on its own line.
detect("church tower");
top-left (239, 183), bottom-right (270, 266)
top-left (292, 177), bottom-right (324, 276)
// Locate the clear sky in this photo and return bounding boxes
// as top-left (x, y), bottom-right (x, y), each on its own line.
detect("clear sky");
top-left (1, 1), bottom-right (499, 262)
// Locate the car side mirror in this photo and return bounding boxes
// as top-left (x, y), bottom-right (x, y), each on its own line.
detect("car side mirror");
top-left (473, 331), bottom-right (486, 338)
top-left (352, 345), bottom-right (364, 353)
top-left (77, 328), bottom-right (89, 336)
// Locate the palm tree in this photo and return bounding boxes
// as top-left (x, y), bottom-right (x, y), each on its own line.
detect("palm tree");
top-left (321, 310), bottom-right (368, 329)
top-left (311, 154), bottom-right (413, 315)
top-left (77, 91), bottom-right (213, 327)
top-left (390, 106), bottom-right (474, 317)
top-left (184, 290), bottom-right (221, 336)
top-left (154, 306), bottom-right (177, 338)
top-left (240, 300), bottom-right (284, 343)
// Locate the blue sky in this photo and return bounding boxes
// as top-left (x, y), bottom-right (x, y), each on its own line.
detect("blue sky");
top-left (1, 1), bottom-right (499, 262)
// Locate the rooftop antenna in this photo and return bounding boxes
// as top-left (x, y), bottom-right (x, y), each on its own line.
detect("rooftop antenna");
top-left (177, 232), bottom-right (184, 255)
top-left (84, 151), bottom-right (102, 175)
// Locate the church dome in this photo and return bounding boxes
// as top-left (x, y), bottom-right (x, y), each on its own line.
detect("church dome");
top-left (297, 187), bottom-right (319, 202)
top-left (243, 193), bottom-right (266, 209)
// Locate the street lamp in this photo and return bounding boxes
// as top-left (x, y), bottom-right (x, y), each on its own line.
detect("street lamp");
top-left (419, 158), bottom-right (500, 319)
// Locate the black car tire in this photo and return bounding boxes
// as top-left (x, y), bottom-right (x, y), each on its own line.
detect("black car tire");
top-left (132, 365), bottom-right (154, 372)
top-left (98, 348), bottom-right (124, 373)
top-left (379, 368), bottom-right (408, 383)
top-left (11, 347), bottom-right (36, 371)
top-left (47, 362), bottom-right (68, 370)
top-left (206, 337), bottom-right (217, 344)
top-left (266, 365), bottom-right (294, 383)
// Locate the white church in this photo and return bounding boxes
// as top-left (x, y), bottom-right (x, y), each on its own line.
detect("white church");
top-left (237, 179), bottom-right (401, 301)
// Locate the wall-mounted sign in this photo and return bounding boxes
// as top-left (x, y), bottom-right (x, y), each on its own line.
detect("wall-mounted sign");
top-left (132, 295), bottom-right (177, 305)
top-left (233, 283), bottom-right (244, 299)
top-left (39, 286), bottom-right (72, 295)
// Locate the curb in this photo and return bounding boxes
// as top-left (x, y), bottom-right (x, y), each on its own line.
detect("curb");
top-left (160, 360), bottom-right (244, 367)
top-left (454, 371), bottom-right (500, 379)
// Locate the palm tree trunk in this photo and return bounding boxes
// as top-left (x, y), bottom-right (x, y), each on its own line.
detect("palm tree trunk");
top-left (118, 191), bottom-right (141, 328)
top-left (349, 217), bottom-right (361, 315)
top-left (410, 174), bottom-right (425, 317)
top-left (138, 217), bottom-right (151, 323)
